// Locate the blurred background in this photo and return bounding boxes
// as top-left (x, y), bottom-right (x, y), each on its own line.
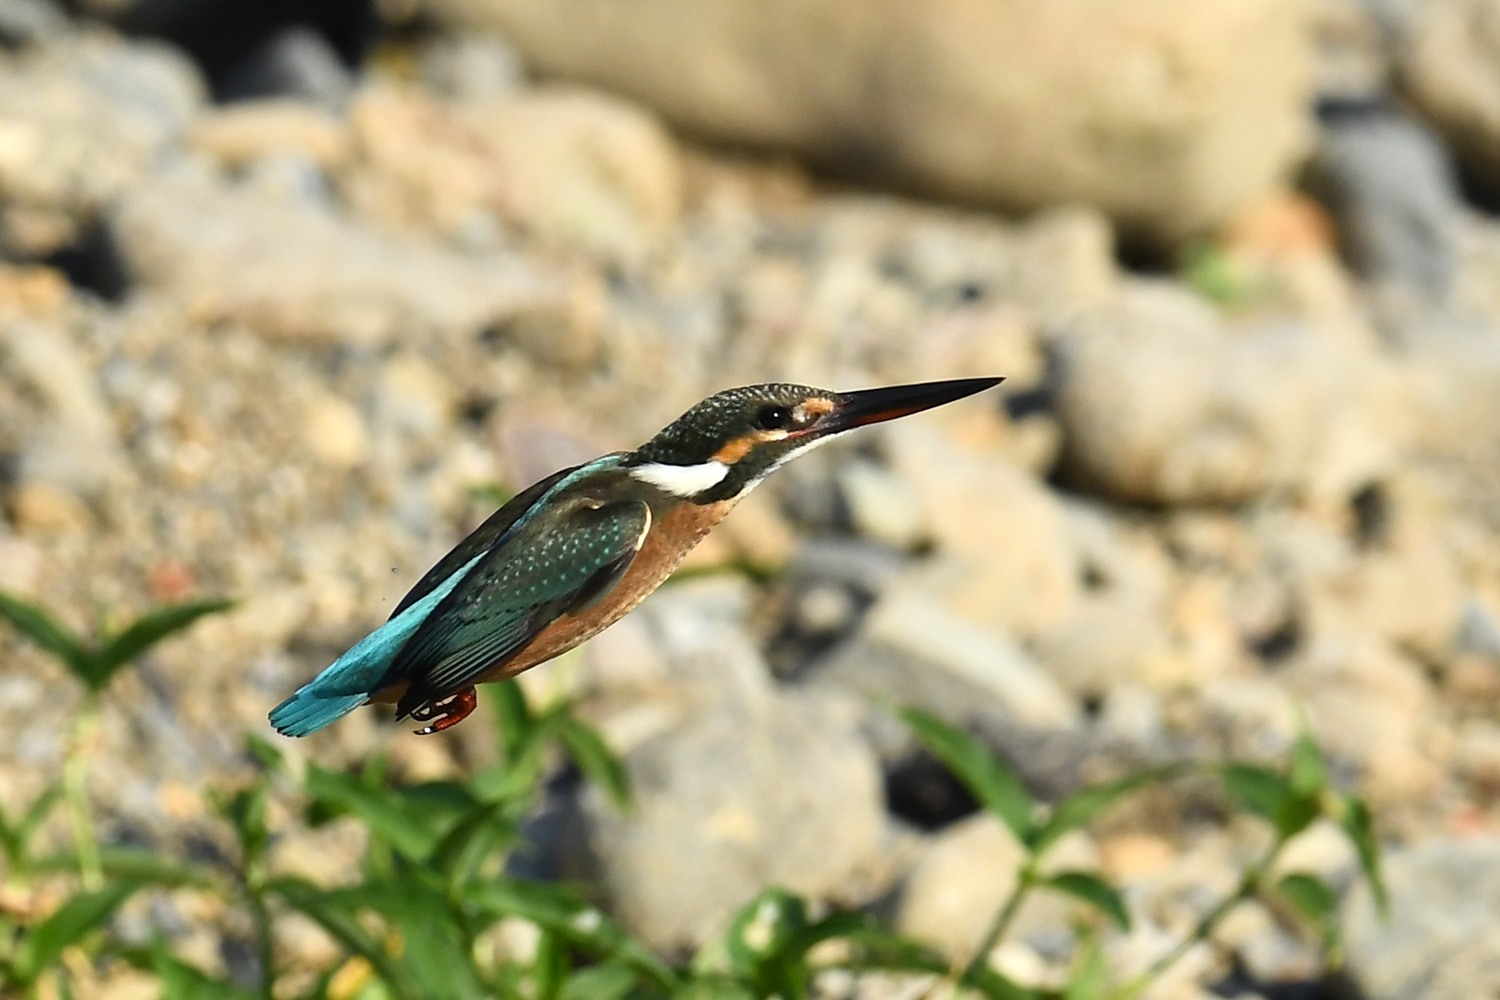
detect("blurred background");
top-left (2, 0), bottom-right (1500, 997)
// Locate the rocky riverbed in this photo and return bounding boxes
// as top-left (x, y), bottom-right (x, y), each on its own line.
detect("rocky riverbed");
top-left (3, 1), bottom-right (1500, 997)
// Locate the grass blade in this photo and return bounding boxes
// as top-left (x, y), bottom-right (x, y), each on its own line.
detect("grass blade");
top-left (1030, 767), bottom-right (1180, 853)
top-left (900, 707), bottom-right (1033, 841)
top-left (13, 881), bottom-right (140, 984)
top-left (92, 598), bottom-right (234, 689)
top-left (1340, 796), bottom-right (1389, 916)
top-left (0, 590), bottom-right (88, 672)
top-left (557, 715), bottom-right (631, 808)
top-left (1039, 871), bottom-right (1131, 932)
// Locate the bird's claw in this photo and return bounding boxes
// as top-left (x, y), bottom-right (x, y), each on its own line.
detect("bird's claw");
top-left (409, 688), bottom-right (478, 735)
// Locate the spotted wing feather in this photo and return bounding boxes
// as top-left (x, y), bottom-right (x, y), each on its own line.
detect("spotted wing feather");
top-left (384, 496), bottom-right (651, 715)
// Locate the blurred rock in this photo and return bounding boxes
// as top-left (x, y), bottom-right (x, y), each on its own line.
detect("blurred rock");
top-left (836, 457), bottom-right (926, 550)
top-left (0, 34), bottom-right (202, 254)
top-left (189, 100), bottom-right (349, 171)
top-left (1344, 837), bottom-right (1500, 1000)
top-left (0, 0), bottom-right (66, 46)
top-left (217, 26), bottom-right (354, 110)
top-left (884, 423), bottom-right (1080, 637)
top-left (1052, 283), bottom-right (1400, 506)
top-left (891, 814), bottom-right (1024, 958)
top-left (341, 86), bottom-right (680, 263)
top-left (425, 0), bottom-right (1312, 243)
top-left (418, 32), bottom-right (525, 101)
top-left (110, 171), bottom-right (580, 344)
top-left (1032, 600), bottom-right (1177, 702)
top-left (1286, 636), bottom-right (1438, 806)
top-left (1, 318), bottom-right (123, 498)
top-left (1309, 106), bottom-right (1460, 299)
top-left (1400, 0), bottom-right (1500, 200)
top-left (806, 582), bottom-right (1079, 731)
top-left (559, 691), bottom-right (887, 951)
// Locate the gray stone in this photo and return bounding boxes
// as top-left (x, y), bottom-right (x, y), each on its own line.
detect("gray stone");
top-left (0, 35), bottom-right (203, 254)
top-left (1400, 0), bottom-right (1500, 200)
top-left (424, 0), bottom-right (1313, 243)
top-left (419, 33), bottom-right (526, 101)
top-left (1051, 283), bottom-right (1399, 506)
top-left (219, 26), bottom-right (354, 111)
top-left (558, 691), bottom-right (888, 950)
top-left (109, 172), bottom-right (581, 345)
top-left (1310, 108), bottom-right (1460, 298)
top-left (806, 582), bottom-right (1079, 732)
top-left (1344, 837), bottom-right (1500, 1000)
top-left (0, 0), bottom-right (66, 46)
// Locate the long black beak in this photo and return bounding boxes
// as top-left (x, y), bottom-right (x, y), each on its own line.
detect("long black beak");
top-left (823, 377), bottom-right (1004, 434)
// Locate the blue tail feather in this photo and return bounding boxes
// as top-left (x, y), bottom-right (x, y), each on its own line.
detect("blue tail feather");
top-left (269, 554), bottom-right (485, 737)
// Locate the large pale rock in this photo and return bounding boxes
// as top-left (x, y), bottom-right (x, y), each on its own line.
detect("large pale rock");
top-left (883, 422), bottom-right (1081, 638)
top-left (0, 34), bottom-right (202, 253)
top-left (1400, 0), bottom-right (1500, 197)
top-left (1345, 838), bottom-right (1500, 1000)
top-left (341, 86), bottom-right (681, 263)
top-left (423, 0), bottom-right (1313, 242)
top-left (111, 172), bottom-right (584, 345)
top-left (807, 582), bottom-right (1079, 732)
top-left (558, 692), bottom-right (888, 951)
top-left (1052, 282), bottom-right (1399, 505)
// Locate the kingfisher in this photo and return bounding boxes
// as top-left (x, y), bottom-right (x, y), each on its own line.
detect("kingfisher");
top-left (270, 377), bottom-right (1002, 736)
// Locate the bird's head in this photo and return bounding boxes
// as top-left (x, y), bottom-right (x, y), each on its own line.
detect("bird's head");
top-left (625, 377), bottom-right (1003, 503)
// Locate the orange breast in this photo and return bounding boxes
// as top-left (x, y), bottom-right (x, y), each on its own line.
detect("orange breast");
top-left (480, 497), bottom-right (737, 682)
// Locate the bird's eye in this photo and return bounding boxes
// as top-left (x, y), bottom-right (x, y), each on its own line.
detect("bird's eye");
top-left (754, 405), bottom-right (791, 431)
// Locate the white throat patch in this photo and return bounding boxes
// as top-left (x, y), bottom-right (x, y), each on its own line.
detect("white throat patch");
top-left (629, 460), bottom-right (731, 498)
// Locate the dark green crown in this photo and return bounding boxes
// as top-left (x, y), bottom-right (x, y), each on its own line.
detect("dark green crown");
top-left (630, 382), bottom-right (830, 501)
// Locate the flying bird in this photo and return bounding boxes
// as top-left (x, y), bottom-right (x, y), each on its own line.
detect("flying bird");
top-left (270, 377), bottom-right (1002, 736)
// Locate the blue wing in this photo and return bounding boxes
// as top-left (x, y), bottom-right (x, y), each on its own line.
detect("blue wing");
top-left (268, 551), bottom-right (485, 736)
top-left (386, 496), bottom-right (652, 719)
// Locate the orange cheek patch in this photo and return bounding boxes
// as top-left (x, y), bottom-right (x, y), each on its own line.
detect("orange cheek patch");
top-left (801, 397), bottom-right (836, 418)
top-left (713, 434), bottom-right (759, 464)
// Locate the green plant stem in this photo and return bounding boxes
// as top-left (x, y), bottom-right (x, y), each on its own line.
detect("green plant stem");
top-left (63, 690), bottom-right (102, 891)
top-left (247, 885), bottom-right (275, 1000)
top-left (1111, 838), bottom-right (1287, 1000)
top-left (924, 863), bottom-right (1038, 999)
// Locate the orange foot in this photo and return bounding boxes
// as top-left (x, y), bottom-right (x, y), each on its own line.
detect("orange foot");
top-left (409, 688), bottom-right (478, 735)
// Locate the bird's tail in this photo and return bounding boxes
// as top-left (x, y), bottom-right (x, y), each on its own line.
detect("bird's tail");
top-left (268, 612), bottom-right (426, 737)
top-left (268, 688), bottom-right (369, 737)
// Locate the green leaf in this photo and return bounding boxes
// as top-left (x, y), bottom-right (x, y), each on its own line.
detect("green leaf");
top-left (1063, 935), bottom-right (1110, 1000)
top-left (430, 798), bottom-right (521, 886)
top-left (385, 890), bottom-right (488, 1000)
top-left (263, 876), bottom-right (421, 1000)
top-left (489, 681), bottom-right (538, 767)
top-left (13, 881), bottom-right (140, 983)
top-left (531, 927), bottom-right (569, 1000)
top-left (145, 936), bottom-right (260, 1000)
top-left (243, 732), bottom-right (285, 773)
top-left (558, 962), bottom-right (641, 1000)
top-left (967, 965), bottom-right (1052, 1000)
top-left (793, 912), bottom-right (947, 977)
top-left (90, 598), bottom-right (234, 690)
top-left (1340, 796), bottom-right (1388, 916)
top-left (1029, 767), bottom-right (1180, 853)
top-left (31, 846), bottom-right (223, 892)
top-left (1274, 873), bottom-right (1337, 924)
top-left (1221, 764), bottom-right (1318, 840)
top-left (1040, 871), bottom-right (1131, 932)
top-left (557, 716), bottom-right (631, 809)
top-left (1290, 730), bottom-right (1328, 799)
top-left (303, 764), bottom-right (442, 861)
top-left (464, 878), bottom-right (678, 991)
top-left (0, 783), bottom-right (63, 865)
top-left (900, 707), bottom-right (1033, 841)
top-left (0, 590), bottom-right (88, 673)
